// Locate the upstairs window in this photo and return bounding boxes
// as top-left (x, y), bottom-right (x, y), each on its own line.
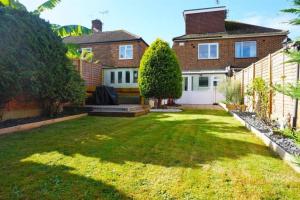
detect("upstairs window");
top-left (198, 43), bottom-right (219, 59)
top-left (81, 47), bottom-right (92, 53)
top-left (235, 41), bottom-right (257, 58)
top-left (119, 45), bottom-right (133, 59)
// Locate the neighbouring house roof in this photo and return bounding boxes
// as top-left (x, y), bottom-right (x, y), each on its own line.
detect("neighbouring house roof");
top-left (173, 21), bottom-right (288, 41)
top-left (63, 30), bottom-right (148, 45)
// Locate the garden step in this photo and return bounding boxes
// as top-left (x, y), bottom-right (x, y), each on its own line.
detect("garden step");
top-left (88, 108), bottom-right (149, 117)
top-left (85, 104), bottom-right (149, 117)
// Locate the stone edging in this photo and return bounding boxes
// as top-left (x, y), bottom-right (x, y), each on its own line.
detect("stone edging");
top-left (0, 113), bottom-right (88, 136)
top-left (219, 103), bottom-right (300, 173)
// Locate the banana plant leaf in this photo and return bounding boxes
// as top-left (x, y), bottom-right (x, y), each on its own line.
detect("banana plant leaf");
top-left (52, 24), bottom-right (92, 38)
top-left (0, 0), bottom-right (26, 10)
top-left (33, 0), bottom-right (61, 15)
top-left (65, 43), bottom-right (94, 62)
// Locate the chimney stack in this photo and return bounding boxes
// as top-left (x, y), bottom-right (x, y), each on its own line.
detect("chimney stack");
top-left (184, 7), bottom-right (227, 34)
top-left (92, 19), bottom-right (102, 33)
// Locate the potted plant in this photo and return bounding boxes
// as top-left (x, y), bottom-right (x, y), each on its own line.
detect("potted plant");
top-left (218, 79), bottom-right (245, 111)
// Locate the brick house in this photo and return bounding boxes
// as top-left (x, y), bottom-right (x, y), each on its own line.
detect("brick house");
top-left (63, 20), bottom-right (148, 104)
top-left (173, 6), bottom-right (288, 104)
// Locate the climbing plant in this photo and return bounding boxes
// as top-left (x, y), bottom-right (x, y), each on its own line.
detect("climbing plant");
top-left (246, 77), bottom-right (271, 122)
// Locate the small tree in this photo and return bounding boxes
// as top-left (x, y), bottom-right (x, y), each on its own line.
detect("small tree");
top-left (34, 64), bottom-right (85, 116)
top-left (0, 8), bottom-right (85, 117)
top-left (139, 39), bottom-right (182, 107)
top-left (246, 78), bottom-right (270, 122)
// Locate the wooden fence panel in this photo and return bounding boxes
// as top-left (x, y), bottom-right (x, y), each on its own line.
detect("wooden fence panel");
top-left (233, 49), bottom-right (299, 126)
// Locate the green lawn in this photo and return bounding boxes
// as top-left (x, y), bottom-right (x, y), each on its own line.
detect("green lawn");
top-left (0, 110), bottom-right (299, 200)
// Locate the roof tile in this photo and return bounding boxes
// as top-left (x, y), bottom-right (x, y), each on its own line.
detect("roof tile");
top-left (63, 30), bottom-right (142, 44)
top-left (173, 21), bottom-right (287, 41)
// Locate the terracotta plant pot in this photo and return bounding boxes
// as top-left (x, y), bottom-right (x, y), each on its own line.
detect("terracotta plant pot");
top-left (226, 104), bottom-right (247, 112)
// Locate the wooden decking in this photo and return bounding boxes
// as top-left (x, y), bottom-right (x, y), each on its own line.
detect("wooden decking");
top-left (86, 104), bottom-right (150, 117)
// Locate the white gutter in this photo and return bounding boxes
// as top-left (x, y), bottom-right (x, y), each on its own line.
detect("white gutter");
top-left (182, 70), bottom-right (228, 74)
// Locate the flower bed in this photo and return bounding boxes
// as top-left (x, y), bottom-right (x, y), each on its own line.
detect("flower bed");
top-left (232, 111), bottom-right (300, 157)
top-left (0, 113), bottom-right (87, 136)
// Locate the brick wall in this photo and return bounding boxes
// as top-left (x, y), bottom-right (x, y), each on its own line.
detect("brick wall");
top-left (173, 35), bottom-right (286, 71)
top-left (1, 95), bottom-right (42, 121)
top-left (185, 10), bottom-right (226, 34)
top-left (76, 40), bottom-right (147, 90)
top-left (81, 40), bottom-right (148, 68)
top-left (81, 61), bottom-right (102, 87)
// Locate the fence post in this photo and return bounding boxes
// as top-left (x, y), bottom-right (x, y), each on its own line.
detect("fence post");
top-left (252, 63), bottom-right (256, 110)
top-left (269, 54), bottom-right (273, 118)
top-left (282, 53), bottom-right (285, 117)
top-left (242, 70), bottom-right (244, 101)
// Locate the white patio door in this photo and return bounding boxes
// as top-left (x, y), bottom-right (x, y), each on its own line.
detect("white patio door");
top-left (176, 74), bottom-right (225, 105)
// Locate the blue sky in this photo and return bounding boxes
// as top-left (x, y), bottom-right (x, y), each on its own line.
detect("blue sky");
top-left (20, 0), bottom-right (300, 44)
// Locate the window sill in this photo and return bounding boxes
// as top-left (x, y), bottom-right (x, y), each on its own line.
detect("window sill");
top-left (119, 58), bottom-right (134, 60)
top-left (198, 58), bottom-right (219, 60)
top-left (235, 57), bottom-right (257, 59)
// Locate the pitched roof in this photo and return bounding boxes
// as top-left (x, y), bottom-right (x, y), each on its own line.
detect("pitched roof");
top-left (173, 21), bottom-right (288, 41)
top-left (63, 30), bottom-right (147, 45)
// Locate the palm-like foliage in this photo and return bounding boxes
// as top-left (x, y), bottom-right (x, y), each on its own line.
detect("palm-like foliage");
top-left (0, 0), bottom-right (61, 13)
top-left (282, 0), bottom-right (300, 25)
top-left (52, 24), bottom-right (92, 38)
top-left (1, 0), bottom-right (93, 61)
top-left (33, 0), bottom-right (61, 15)
top-left (0, 0), bottom-right (26, 10)
top-left (273, 82), bottom-right (300, 99)
top-left (272, 0), bottom-right (300, 101)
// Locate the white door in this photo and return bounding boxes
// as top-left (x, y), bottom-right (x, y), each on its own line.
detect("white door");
top-left (176, 74), bottom-right (225, 105)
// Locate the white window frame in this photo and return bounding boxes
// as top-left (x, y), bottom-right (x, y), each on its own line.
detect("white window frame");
top-left (198, 76), bottom-right (210, 88)
top-left (133, 70), bottom-right (138, 83)
top-left (119, 45), bottom-right (133, 60)
top-left (110, 71), bottom-right (115, 84)
top-left (235, 41), bottom-right (257, 58)
top-left (198, 43), bottom-right (219, 60)
top-left (117, 71), bottom-right (123, 84)
top-left (81, 47), bottom-right (92, 53)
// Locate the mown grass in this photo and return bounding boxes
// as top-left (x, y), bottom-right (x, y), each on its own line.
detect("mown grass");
top-left (0, 109), bottom-right (299, 200)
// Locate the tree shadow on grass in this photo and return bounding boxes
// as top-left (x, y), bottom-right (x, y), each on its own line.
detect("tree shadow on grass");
top-left (0, 162), bottom-right (132, 200)
top-left (1, 110), bottom-right (278, 168)
top-left (0, 110), bottom-right (291, 198)
top-left (69, 118), bottom-right (273, 168)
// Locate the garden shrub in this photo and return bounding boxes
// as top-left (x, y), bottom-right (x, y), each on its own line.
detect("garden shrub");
top-left (139, 39), bottom-right (182, 107)
top-left (246, 77), bottom-right (270, 122)
top-left (218, 79), bottom-right (242, 104)
top-left (0, 7), bottom-right (85, 117)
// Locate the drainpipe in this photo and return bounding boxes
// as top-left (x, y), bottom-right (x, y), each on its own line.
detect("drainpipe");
top-left (293, 63), bottom-right (300, 129)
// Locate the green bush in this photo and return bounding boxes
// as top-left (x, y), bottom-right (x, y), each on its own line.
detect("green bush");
top-left (246, 77), bottom-right (270, 122)
top-left (0, 8), bottom-right (85, 117)
top-left (218, 79), bottom-right (242, 104)
top-left (138, 39), bottom-right (182, 106)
